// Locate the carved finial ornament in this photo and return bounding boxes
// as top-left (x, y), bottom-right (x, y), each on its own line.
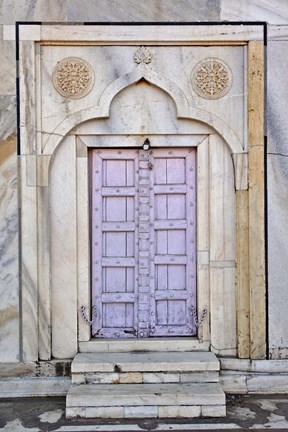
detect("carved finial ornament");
top-left (134, 46), bottom-right (152, 64)
top-left (191, 58), bottom-right (232, 100)
top-left (52, 57), bottom-right (95, 99)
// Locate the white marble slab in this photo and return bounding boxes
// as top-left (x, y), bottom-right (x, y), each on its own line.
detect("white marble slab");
top-left (0, 377), bottom-right (70, 397)
top-left (0, 26), bottom-right (15, 95)
top-left (41, 24), bottom-right (263, 42)
top-left (66, 382), bottom-right (225, 407)
top-left (0, 144), bottom-right (19, 362)
top-left (79, 339), bottom-right (209, 353)
top-left (0, 0), bottom-right (66, 24)
top-left (220, 0), bottom-right (288, 24)
top-left (50, 135), bottom-right (78, 359)
top-left (0, 96), bottom-right (16, 139)
top-left (268, 26), bottom-right (288, 41)
top-left (0, 97), bottom-right (19, 362)
top-left (67, 0), bottom-right (220, 22)
top-left (72, 352), bottom-right (220, 373)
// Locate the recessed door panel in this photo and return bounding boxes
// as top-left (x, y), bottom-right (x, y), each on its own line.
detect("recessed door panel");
top-left (91, 147), bottom-right (196, 338)
top-left (91, 150), bottom-right (139, 338)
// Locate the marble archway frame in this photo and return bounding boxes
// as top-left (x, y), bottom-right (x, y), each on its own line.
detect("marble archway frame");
top-left (49, 132), bottom-right (238, 359)
top-left (17, 24), bottom-right (265, 363)
top-left (44, 68), bottom-right (243, 360)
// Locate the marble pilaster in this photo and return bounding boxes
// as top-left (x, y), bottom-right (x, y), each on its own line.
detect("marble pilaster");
top-left (0, 96), bottom-right (19, 362)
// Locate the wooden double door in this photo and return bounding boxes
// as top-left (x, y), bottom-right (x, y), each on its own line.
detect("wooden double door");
top-left (91, 147), bottom-right (197, 338)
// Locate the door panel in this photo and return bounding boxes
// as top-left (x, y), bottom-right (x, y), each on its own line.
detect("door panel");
top-left (91, 147), bottom-right (196, 338)
top-left (91, 150), bottom-right (139, 338)
top-left (150, 149), bottom-right (196, 336)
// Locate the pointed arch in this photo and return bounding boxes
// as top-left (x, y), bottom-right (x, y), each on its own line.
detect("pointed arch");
top-left (42, 65), bottom-right (243, 155)
top-left (98, 64), bottom-right (190, 117)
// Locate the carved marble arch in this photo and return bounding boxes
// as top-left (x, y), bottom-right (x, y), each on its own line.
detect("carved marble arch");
top-left (43, 64), bottom-right (244, 157)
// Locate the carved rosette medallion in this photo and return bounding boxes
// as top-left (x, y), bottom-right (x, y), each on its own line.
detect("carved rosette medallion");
top-left (191, 58), bottom-right (232, 99)
top-left (134, 46), bottom-right (152, 64)
top-left (52, 57), bottom-right (95, 99)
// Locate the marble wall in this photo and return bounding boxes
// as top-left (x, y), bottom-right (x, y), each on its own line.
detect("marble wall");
top-left (267, 41), bottom-right (288, 359)
top-left (0, 97), bottom-right (18, 362)
top-left (0, 0), bottom-right (288, 362)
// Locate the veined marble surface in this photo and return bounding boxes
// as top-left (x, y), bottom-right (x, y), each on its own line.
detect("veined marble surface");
top-left (1, 0), bottom-right (288, 26)
top-left (0, 0), bottom-right (67, 24)
top-left (67, 0), bottom-right (220, 22)
top-left (267, 41), bottom-right (288, 357)
top-left (0, 26), bottom-right (15, 96)
top-left (0, 96), bottom-right (19, 362)
top-left (220, 0), bottom-right (288, 24)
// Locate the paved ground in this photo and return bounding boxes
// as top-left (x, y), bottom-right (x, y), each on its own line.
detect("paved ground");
top-left (0, 395), bottom-right (288, 431)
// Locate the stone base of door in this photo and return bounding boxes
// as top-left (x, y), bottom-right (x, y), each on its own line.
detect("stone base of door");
top-left (66, 351), bottom-right (226, 419)
top-left (78, 338), bottom-right (210, 353)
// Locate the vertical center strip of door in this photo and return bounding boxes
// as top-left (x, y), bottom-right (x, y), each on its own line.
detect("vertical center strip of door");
top-left (138, 150), bottom-right (152, 338)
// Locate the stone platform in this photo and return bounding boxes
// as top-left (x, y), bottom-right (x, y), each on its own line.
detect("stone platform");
top-left (66, 351), bottom-right (225, 419)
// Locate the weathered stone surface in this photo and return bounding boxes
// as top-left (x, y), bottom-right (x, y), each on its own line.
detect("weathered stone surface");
top-left (0, 96), bottom-right (18, 362)
top-left (0, 26), bottom-right (15, 96)
top-left (0, 0), bottom-right (67, 24)
top-left (85, 406), bottom-right (124, 418)
top-left (67, 0), bottom-right (221, 22)
top-left (66, 383), bottom-right (225, 407)
top-left (201, 405), bottom-right (226, 417)
top-left (143, 373), bottom-right (180, 384)
top-left (84, 372), bottom-right (143, 384)
top-left (220, 0), bottom-right (288, 24)
top-left (158, 405), bottom-right (201, 418)
top-left (220, 373), bottom-right (248, 394)
top-left (0, 377), bottom-right (70, 397)
top-left (0, 96), bottom-right (16, 140)
top-left (267, 41), bottom-right (288, 358)
top-left (79, 338), bottom-right (209, 353)
top-left (247, 375), bottom-right (288, 394)
top-left (72, 352), bottom-right (220, 373)
top-left (248, 41), bottom-right (265, 360)
top-left (0, 360), bottom-right (71, 377)
top-left (124, 406), bottom-right (157, 418)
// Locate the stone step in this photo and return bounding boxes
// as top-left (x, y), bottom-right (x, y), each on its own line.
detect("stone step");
top-left (66, 382), bottom-right (226, 418)
top-left (71, 351), bottom-right (220, 384)
top-left (79, 338), bottom-right (209, 353)
top-left (72, 351), bottom-right (219, 373)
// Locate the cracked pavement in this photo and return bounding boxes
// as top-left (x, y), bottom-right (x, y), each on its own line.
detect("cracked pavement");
top-left (1, 395), bottom-right (288, 431)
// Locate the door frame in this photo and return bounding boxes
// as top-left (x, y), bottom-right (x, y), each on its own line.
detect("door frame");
top-left (73, 133), bottom-right (237, 355)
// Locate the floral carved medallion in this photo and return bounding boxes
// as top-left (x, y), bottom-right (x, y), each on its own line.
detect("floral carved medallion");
top-left (52, 57), bottom-right (94, 99)
top-left (191, 58), bottom-right (232, 99)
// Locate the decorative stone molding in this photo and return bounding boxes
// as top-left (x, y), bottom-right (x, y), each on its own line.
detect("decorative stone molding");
top-left (52, 57), bottom-right (94, 99)
top-left (134, 46), bottom-right (152, 64)
top-left (191, 58), bottom-right (232, 100)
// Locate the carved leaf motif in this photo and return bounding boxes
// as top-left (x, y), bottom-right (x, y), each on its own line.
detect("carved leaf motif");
top-left (134, 46), bottom-right (152, 64)
top-left (53, 57), bottom-right (94, 99)
top-left (191, 58), bottom-right (232, 100)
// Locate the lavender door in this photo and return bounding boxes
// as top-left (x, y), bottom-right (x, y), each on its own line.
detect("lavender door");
top-left (91, 148), bottom-right (196, 338)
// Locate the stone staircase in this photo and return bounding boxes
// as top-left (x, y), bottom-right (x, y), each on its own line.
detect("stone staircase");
top-left (66, 351), bottom-right (226, 419)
